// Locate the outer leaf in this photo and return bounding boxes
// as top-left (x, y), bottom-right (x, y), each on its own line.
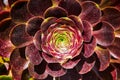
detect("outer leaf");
top-left (95, 46), bottom-right (110, 71)
top-left (59, 0), bottom-right (81, 16)
top-left (28, 0), bottom-right (52, 16)
top-left (93, 21), bottom-right (115, 46)
top-left (80, 1), bottom-right (101, 24)
top-left (10, 24), bottom-right (33, 48)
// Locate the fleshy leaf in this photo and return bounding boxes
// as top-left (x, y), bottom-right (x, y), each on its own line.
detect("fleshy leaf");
top-left (62, 59), bottom-right (80, 69)
top-left (68, 15), bottom-right (83, 32)
top-left (93, 21), bottom-right (115, 46)
top-left (56, 17), bottom-right (75, 26)
top-left (26, 16), bottom-right (43, 36)
top-left (33, 30), bottom-right (42, 50)
top-left (95, 46), bottom-right (110, 71)
top-left (99, 65), bottom-right (117, 80)
top-left (82, 65), bottom-right (116, 80)
top-left (58, 0), bottom-right (81, 16)
top-left (25, 43), bottom-right (43, 65)
top-left (0, 18), bottom-right (15, 57)
top-left (84, 37), bottom-right (97, 58)
top-left (62, 55), bottom-right (81, 69)
top-left (80, 1), bottom-right (101, 24)
top-left (108, 37), bottom-right (120, 60)
top-left (102, 7), bottom-right (120, 30)
top-left (0, 39), bottom-right (14, 57)
top-left (41, 17), bottom-right (57, 32)
top-left (79, 61), bottom-right (95, 74)
top-left (10, 24), bottom-right (33, 48)
top-left (10, 48), bottom-right (29, 80)
top-left (28, 60), bottom-right (48, 79)
top-left (10, 0), bottom-right (32, 23)
top-left (0, 18), bottom-right (13, 33)
top-left (82, 20), bottom-right (92, 42)
top-left (46, 63), bottom-right (66, 77)
top-left (28, 0), bottom-right (52, 16)
top-left (42, 52), bottom-right (60, 63)
top-left (76, 55), bottom-right (95, 74)
top-left (44, 6), bottom-right (67, 18)
top-left (10, 48), bottom-right (28, 71)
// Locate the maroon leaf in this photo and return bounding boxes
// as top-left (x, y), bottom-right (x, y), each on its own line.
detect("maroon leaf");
top-left (28, 0), bottom-right (52, 16)
top-left (26, 16), bottom-right (43, 36)
top-left (0, 18), bottom-right (15, 57)
top-left (99, 65), bottom-right (117, 80)
top-left (0, 39), bottom-right (14, 57)
top-left (42, 52), bottom-right (59, 63)
top-left (95, 46), bottom-right (110, 71)
top-left (10, 0), bottom-right (32, 23)
top-left (33, 30), bottom-right (42, 50)
top-left (80, 1), bottom-right (101, 24)
top-left (93, 21), bottom-right (115, 46)
top-left (12, 68), bottom-right (22, 80)
top-left (25, 43), bottom-right (43, 65)
top-left (76, 55), bottom-right (96, 75)
top-left (102, 7), bottom-right (120, 30)
top-left (41, 17), bottom-right (57, 32)
top-left (82, 65), bottom-right (116, 80)
top-left (82, 20), bottom-right (92, 42)
top-left (84, 37), bottom-right (97, 58)
top-left (10, 48), bottom-right (28, 71)
top-left (62, 58), bottom-right (80, 69)
top-left (108, 37), bottom-right (120, 60)
top-left (10, 48), bottom-right (29, 80)
top-left (28, 60), bottom-right (48, 79)
top-left (68, 15), bottom-right (83, 32)
top-left (46, 63), bottom-right (66, 77)
top-left (0, 18), bottom-right (13, 33)
top-left (56, 17), bottom-right (75, 27)
top-left (79, 61), bottom-right (95, 74)
top-left (10, 24), bottom-right (33, 48)
top-left (44, 6), bottom-right (68, 18)
top-left (58, 0), bottom-right (81, 16)
top-left (111, 68), bottom-right (117, 80)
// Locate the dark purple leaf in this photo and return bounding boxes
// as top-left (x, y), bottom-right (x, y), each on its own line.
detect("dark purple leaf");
top-left (93, 21), bottom-right (115, 46)
top-left (10, 0), bottom-right (32, 23)
top-left (80, 1), bottom-right (101, 24)
top-left (44, 6), bottom-right (67, 18)
top-left (26, 16), bottom-right (43, 36)
top-left (10, 24), bottom-right (33, 48)
top-left (59, 0), bottom-right (81, 16)
top-left (28, 0), bottom-right (52, 16)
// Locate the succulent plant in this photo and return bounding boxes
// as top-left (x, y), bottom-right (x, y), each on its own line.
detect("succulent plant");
top-left (0, 0), bottom-right (120, 80)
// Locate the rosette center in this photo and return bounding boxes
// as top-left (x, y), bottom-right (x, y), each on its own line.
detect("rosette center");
top-left (42, 24), bottom-right (83, 59)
